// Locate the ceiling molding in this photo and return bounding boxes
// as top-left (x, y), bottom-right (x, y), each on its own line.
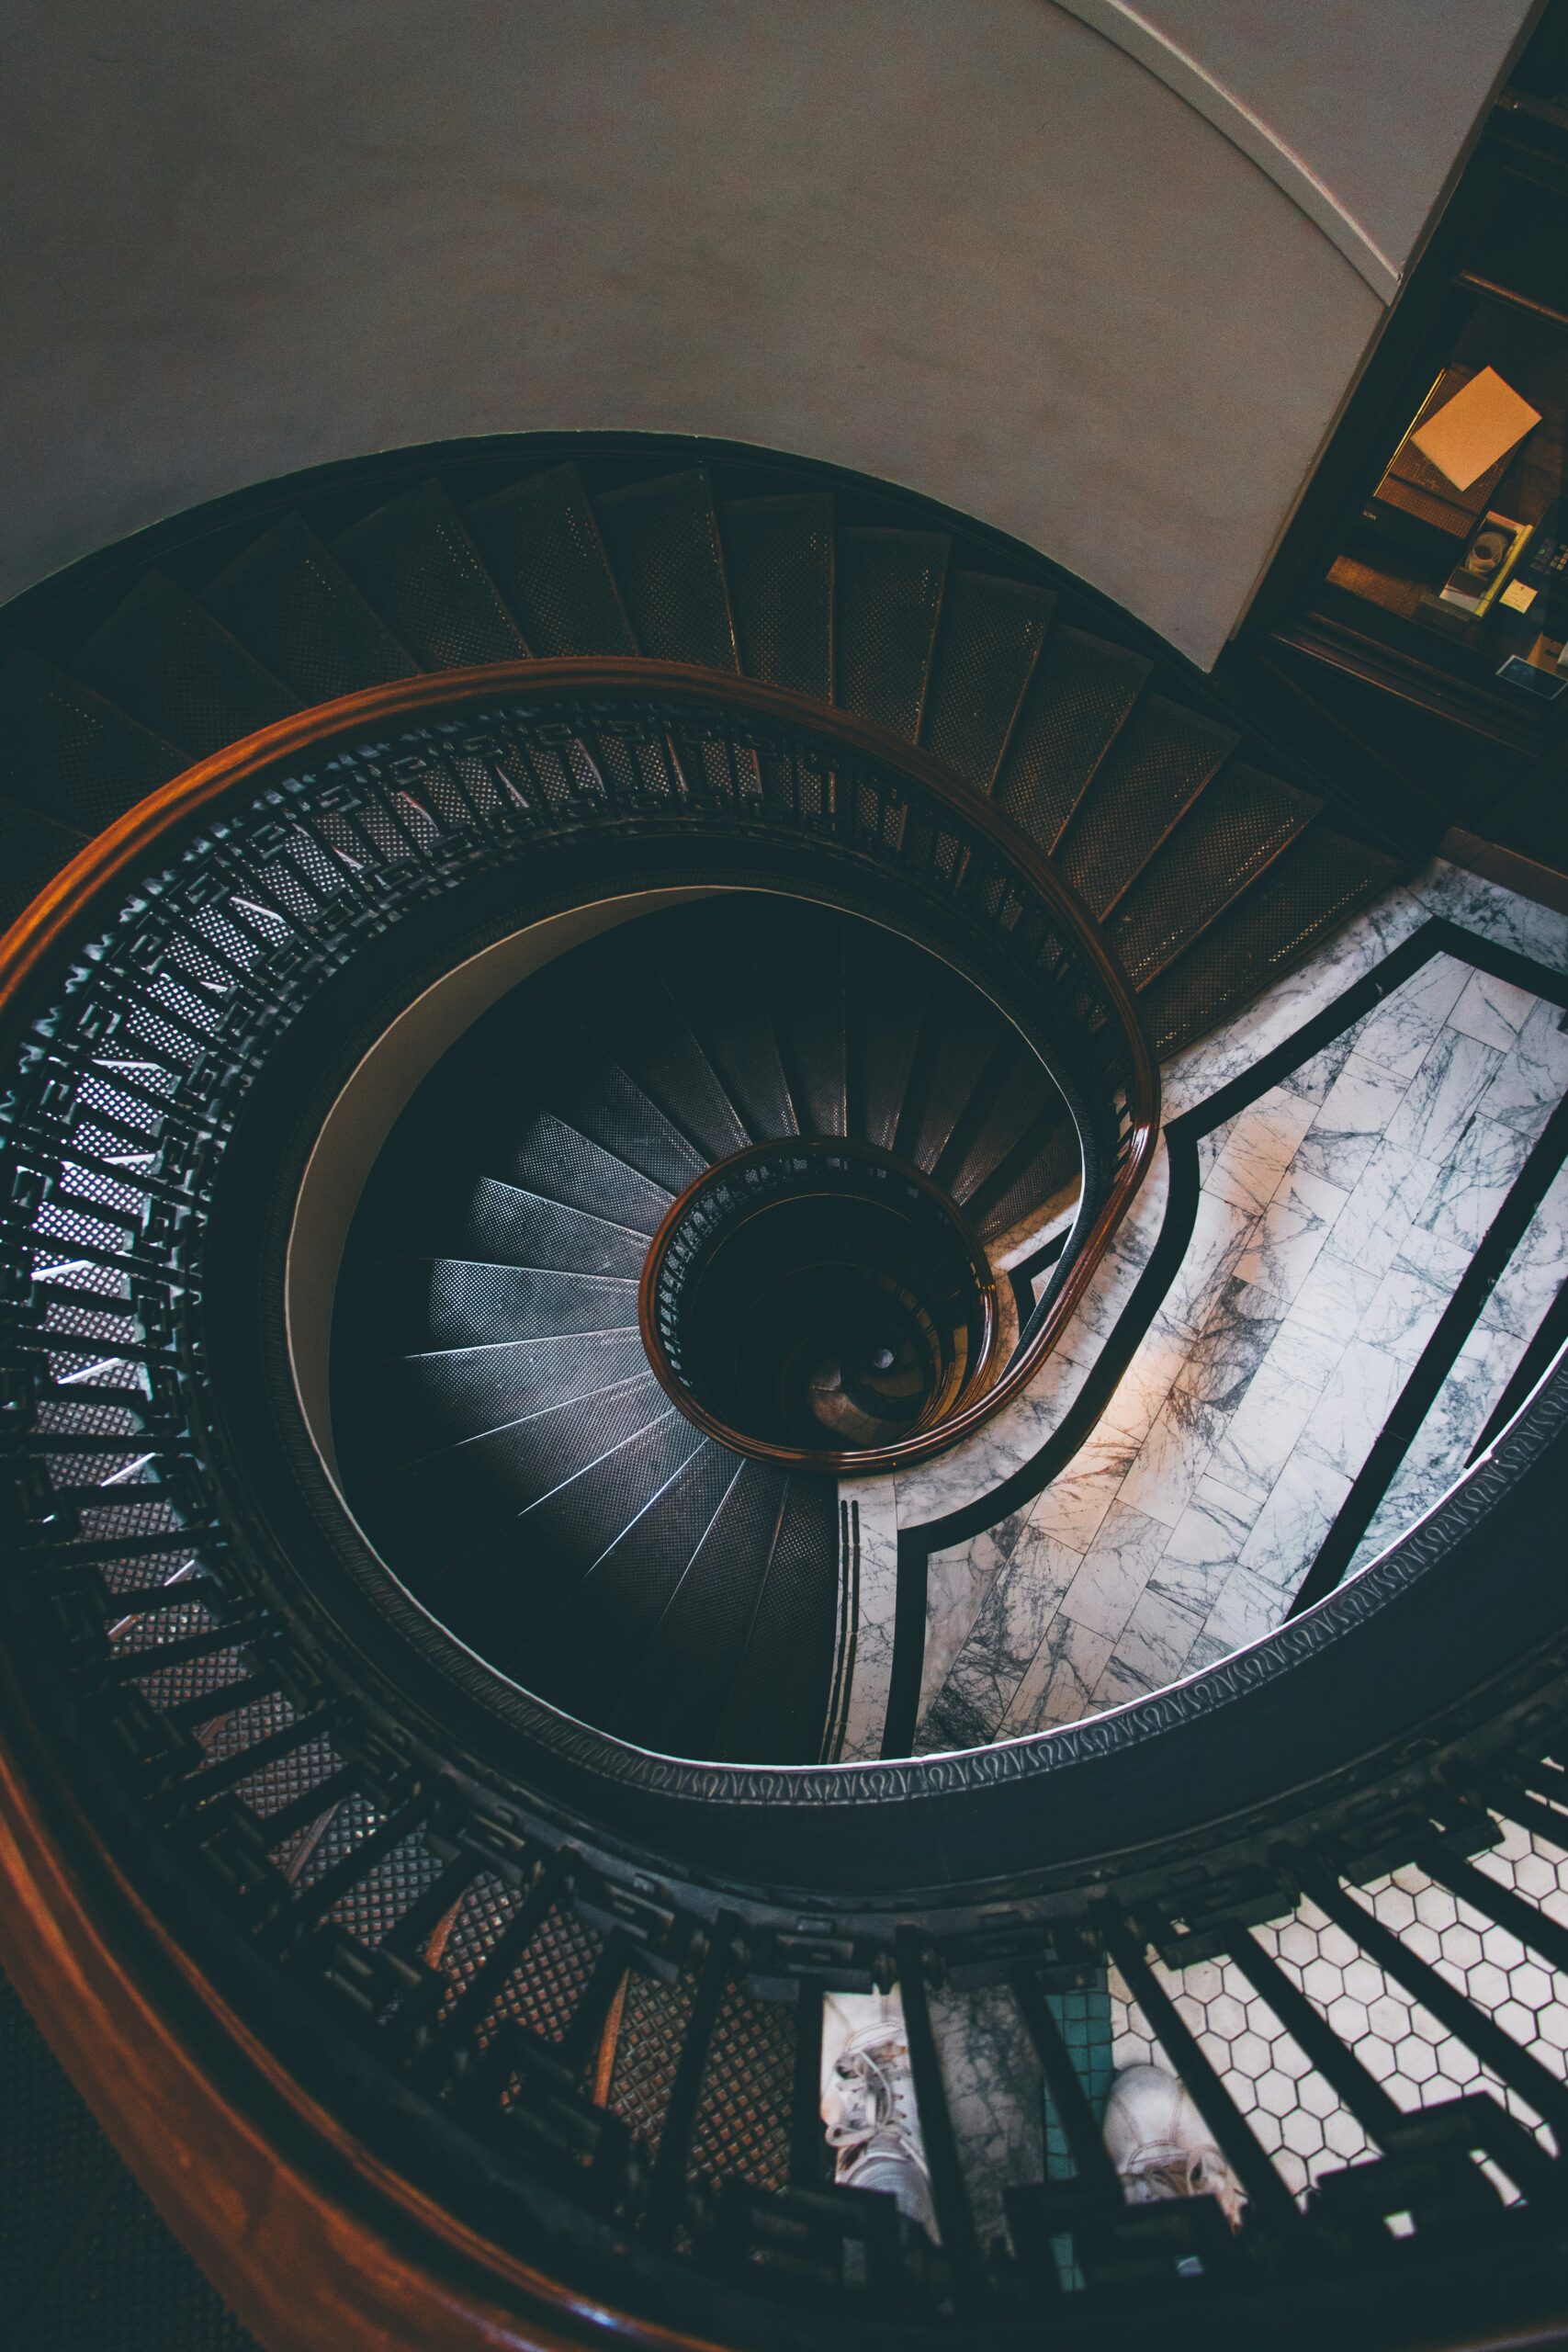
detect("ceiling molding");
top-left (1053, 0), bottom-right (1401, 300)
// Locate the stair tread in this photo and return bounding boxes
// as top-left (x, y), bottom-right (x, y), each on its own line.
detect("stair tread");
top-left (465, 463), bottom-right (637, 656)
top-left (712, 1475), bottom-right (840, 1764)
top-left (570, 932), bottom-right (751, 1164)
top-left (333, 480), bottom-right (528, 669)
top-left (611, 1460), bottom-right (790, 1754)
top-left (352, 1258), bottom-right (640, 1354)
top-left (834, 527), bottom-right (949, 741)
top-left (0, 793), bottom-right (90, 927)
top-left (993, 627), bottom-right (1149, 857)
top-left (593, 469), bottom-right (739, 671)
top-left (845, 924), bottom-right (935, 1154)
top-left (388, 1373), bottom-right (671, 1561)
top-left (719, 494), bottom-right (834, 700)
top-left (752, 901), bottom-right (847, 1138)
top-left (896, 976), bottom-right (1011, 1176)
top-left (201, 512), bottom-right (417, 703)
top-left (1141, 826), bottom-right (1404, 1059)
top-left (965, 1105), bottom-right (1080, 1242)
top-left (0, 650), bottom-right (183, 832)
top-left (432, 1174), bottom-right (653, 1279)
top-left (486, 1411), bottom-right (711, 1660)
top-left (73, 571), bottom-right (299, 757)
top-left (1111, 760), bottom-right (1322, 989)
top-left (1055, 695), bottom-right (1236, 921)
top-left (919, 571), bottom-right (1055, 792)
top-left (528, 1439), bottom-right (742, 1717)
top-left (462, 1094), bottom-right (676, 1235)
top-left (347, 1329), bottom-right (649, 1460)
top-left (644, 900), bottom-right (800, 1142)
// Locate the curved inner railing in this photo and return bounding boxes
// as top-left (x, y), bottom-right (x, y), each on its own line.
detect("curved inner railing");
top-left (7, 662), bottom-right (1568, 2348)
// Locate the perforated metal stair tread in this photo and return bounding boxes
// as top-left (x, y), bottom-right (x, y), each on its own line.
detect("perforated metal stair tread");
top-left (993, 626), bottom-right (1150, 855)
top-left (1055, 694), bottom-right (1237, 921)
top-left (200, 513), bottom-right (417, 703)
top-left (0, 651), bottom-right (183, 831)
top-left (528, 1438), bottom-right (743, 1717)
top-left (0, 793), bottom-right (90, 923)
top-left (464, 464), bottom-right (637, 657)
top-left (919, 571), bottom-right (1055, 793)
top-left (73, 571), bottom-right (299, 757)
top-left (333, 480), bottom-right (528, 670)
top-left (1111, 760), bottom-right (1323, 989)
top-left (719, 494), bottom-right (834, 700)
top-left (833, 528), bottom-right (949, 741)
top-left (592, 470), bottom-right (739, 672)
top-left (611, 1460), bottom-right (791, 1755)
top-left (1142, 825), bottom-right (1404, 1058)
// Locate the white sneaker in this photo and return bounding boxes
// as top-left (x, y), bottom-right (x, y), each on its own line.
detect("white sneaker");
top-left (819, 1989), bottom-right (937, 2238)
top-left (1101, 2064), bottom-right (1246, 2229)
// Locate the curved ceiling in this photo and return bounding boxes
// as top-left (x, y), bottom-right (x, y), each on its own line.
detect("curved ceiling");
top-left (0, 0), bottom-right (1536, 669)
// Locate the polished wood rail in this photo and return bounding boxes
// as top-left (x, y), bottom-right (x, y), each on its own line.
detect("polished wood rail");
top-left (0, 658), bottom-right (1160, 1476)
top-left (0, 658), bottom-right (1157, 2349)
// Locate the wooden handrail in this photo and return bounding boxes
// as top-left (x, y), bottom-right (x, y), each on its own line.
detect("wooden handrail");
top-left (0, 657), bottom-right (1157, 2350)
top-left (0, 659), bottom-right (1159, 1476)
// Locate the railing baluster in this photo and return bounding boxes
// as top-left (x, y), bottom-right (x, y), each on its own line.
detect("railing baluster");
top-left (895, 1928), bottom-right (984, 2301)
top-left (1419, 1838), bottom-right (1568, 1982)
top-left (643, 1917), bottom-right (732, 2247)
top-left (789, 1983), bottom-right (829, 2188)
top-left (1302, 1868), bottom-right (1568, 2143)
top-left (1225, 1929), bottom-right (1404, 2146)
top-left (1009, 1964), bottom-right (1121, 2196)
top-left (1106, 1924), bottom-right (1304, 2241)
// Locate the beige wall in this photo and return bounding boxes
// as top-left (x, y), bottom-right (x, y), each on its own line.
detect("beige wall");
top-left (0, 1), bottom-right (1527, 667)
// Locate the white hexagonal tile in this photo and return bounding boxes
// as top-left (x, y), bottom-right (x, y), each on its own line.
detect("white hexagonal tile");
top-left (1326, 1996), bottom-right (1369, 2044)
top-left (1230, 2030), bottom-right (1273, 2080)
top-left (1280, 2106), bottom-right (1325, 2158)
top-left (1299, 2070), bottom-right (1338, 2119)
top-left (1506, 1962), bottom-right (1555, 2015)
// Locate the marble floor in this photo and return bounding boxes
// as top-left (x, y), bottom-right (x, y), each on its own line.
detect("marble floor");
top-left (915, 920), bottom-right (1568, 1755)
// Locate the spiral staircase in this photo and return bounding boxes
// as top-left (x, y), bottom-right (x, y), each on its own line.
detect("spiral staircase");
top-left (3, 435), bottom-right (1568, 2352)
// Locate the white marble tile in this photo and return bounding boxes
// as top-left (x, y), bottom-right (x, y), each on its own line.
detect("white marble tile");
top-left (1325, 1139), bottom-right (1445, 1281)
top-left (1061, 1501), bottom-right (1170, 1644)
top-left (1278, 1031), bottom-right (1360, 1108)
top-left (1025, 1417), bottom-right (1138, 1552)
top-left (838, 1481), bottom-right (902, 1764)
top-left (1352, 956), bottom-right (1469, 1083)
top-left (1238, 1450), bottom-right (1353, 1588)
top-left (917, 1516), bottom-right (1023, 1729)
top-left (1358, 1259), bottom-right (1452, 1369)
top-left (1475, 996), bottom-right (1568, 1139)
top-left (1405, 863), bottom-right (1568, 974)
top-left (1282, 1250), bottom-right (1381, 1352)
top-left (1406, 1114), bottom-right (1533, 1288)
top-left (1206, 1361), bottom-right (1322, 1506)
top-left (1115, 1385), bottom-right (1227, 1530)
top-left (998, 1611), bottom-right (1114, 1734)
top-left (1233, 1167), bottom-right (1348, 1303)
top-left (1448, 966), bottom-right (1538, 1052)
top-left (1206, 1089), bottom-right (1319, 1217)
top-left (1157, 1185), bottom-right (1255, 1341)
top-left (1486, 1161), bottom-right (1568, 1343)
top-left (1148, 1473), bottom-right (1258, 1620)
top-left (929, 1984), bottom-right (1043, 2243)
top-left (924, 1523), bottom-right (1082, 1745)
top-left (1110, 1580), bottom-right (1208, 1694)
top-left (1384, 1026), bottom-right (1505, 1164)
top-left (1296, 1337), bottom-right (1405, 1479)
top-left (1297, 1052), bottom-right (1409, 1187)
top-left (1201, 1560), bottom-right (1293, 1657)
top-left (1175, 1275), bottom-right (1288, 1411)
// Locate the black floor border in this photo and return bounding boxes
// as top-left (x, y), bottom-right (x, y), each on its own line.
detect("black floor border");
top-left (879, 916), bottom-right (1568, 1757)
top-left (1290, 1090), bottom-right (1568, 1616)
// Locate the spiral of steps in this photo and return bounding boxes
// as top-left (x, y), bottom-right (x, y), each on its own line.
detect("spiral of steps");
top-left (0, 450), bottom-right (1397, 1057)
top-left (330, 894), bottom-right (1075, 1762)
top-left (20, 439), bottom-right (1555, 2352)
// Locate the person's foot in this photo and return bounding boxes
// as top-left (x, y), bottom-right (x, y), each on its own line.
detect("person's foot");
top-left (1101, 2064), bottom-right (1246, 2228)
top-left (819, 1989), bottom-right (937, 2236)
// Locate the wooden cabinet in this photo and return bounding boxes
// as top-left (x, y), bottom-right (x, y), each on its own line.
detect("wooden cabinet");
top-left (1226, 18), bottom-right (1568, 883)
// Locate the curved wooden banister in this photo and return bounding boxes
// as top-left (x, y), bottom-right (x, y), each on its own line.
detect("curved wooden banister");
top-left (0, 658), bottom-right (1159, 1477)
